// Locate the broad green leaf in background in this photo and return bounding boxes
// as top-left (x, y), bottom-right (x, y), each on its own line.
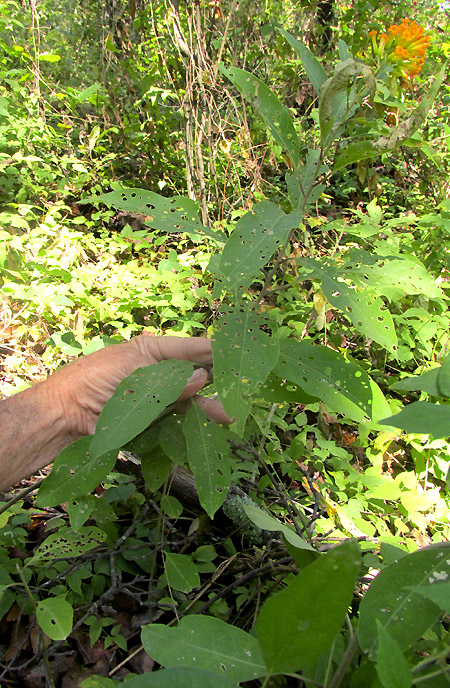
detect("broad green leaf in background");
top-left (35, 437), bottom-right (118, 507)
top-left (375, 622), bottom-right (412, 688)
top-left (164, 552), bottom-right (200, 594)
top-left (243, 504), bottom-right (315, 552)
top-left (379, 401), bottom-right (450, 438)
top-left (90, 361), bottom-right (194, 460)
top-left (214, 202), bottom-right (301, 294)
top-left (212, 306), bottom-right (279, 434)
top-left (82, 189), bottom-right (223, 242)
top-left (437, 354), bottom-right (450, 397)
top-left (27, 526), bottom-right (106, 565)
top-left (141, 616), bottom-right (266, 682)
top-left (275, 28), bottom-right (327, 95)
top-left (256, 540), bottom-right (360, 673)
top-left (274, 340), bottom-right (392, 425)
top-left (410, 582), bottom-right (450, 613)
top-left (108, 668), bottom-right (239, 688)
top-left (183, 406), bottom-right (231, 517)
top-left (358, 544), bottom-right (450, 656)
top-left (36, 597), bottom-right (73, 641)
top-left (141, 447), bottom-right (172, 491)
top-left (391, 368), bottom-right (441, 396)
top-left (219, 66), bottom-right (300, 169)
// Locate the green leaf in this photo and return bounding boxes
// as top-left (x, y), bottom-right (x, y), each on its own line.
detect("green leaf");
top-left (219, 66), bottom-right (300, 168)
top-left (358, 544), bottom-right (450, 656)
top-left (274, 340), bottom-right (392, 425)
top-left (379, 402), bottom-right (450, 438)
top-left (28, 526), bottom-right (106, 565)
top-left (391, 368), bottom-right (441, 396)
top-left (298, 258), bottom-right (397, 352)
top-left (319, 59), bottom-right (375, 145)
top-left (256, 374), bottom-right (319, 405)
top-left (141, 447), bottom-right (172, 491)
top-left (35, 437), bottom-right (118, 507)
top-left (437, 354), bottom-right (450, 397)
top-left (38, 53), bottom-right (61, 62)
top-left (67, 495), bottom-right (96, 531)
top-left (410, 582), bottom-right (450, 613)
top-left (90, 361), bottom-right (194, 460)
top-left (334, 63), bottom-right (448, 170)
top-left (215, 202), bottom-right (300, 293)
top-left (160, 495), bottom-right (183, 518)
top-left (275, 28), bottom-right (327, 95)
top-left (183, 406), bottom-right (231, 517)
top-left (164, 552), bottom-right (200, 593)
top-left (375, 622), bottom-right (412, 688)
top-left (256, 540), bottom-right (360, 673)
top-left (243, 504), bottom-right (315, 552)
top-left (36, 597), bottom-right (73, 641)
top-left (212, 306), bottom-right (279, 434)
top-left (82, 189), bottom-right (223, 242)
top-left (141, 616), bottom-right (266, 682)
top-left (116, 668), bottom-right (239, 688)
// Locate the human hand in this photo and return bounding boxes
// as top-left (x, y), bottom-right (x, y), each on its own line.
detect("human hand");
top-left (50, 335), bottom-right (230, 436)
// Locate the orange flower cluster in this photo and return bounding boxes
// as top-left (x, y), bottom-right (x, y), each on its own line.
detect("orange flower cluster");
top-left (369, 19), bottom-right (430, 77)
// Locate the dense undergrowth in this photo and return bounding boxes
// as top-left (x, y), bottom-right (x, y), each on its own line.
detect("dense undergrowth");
top-left (1, 0), bottom-right (450, 686)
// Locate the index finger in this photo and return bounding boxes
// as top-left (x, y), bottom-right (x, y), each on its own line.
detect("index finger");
top-left (136, 335), bottom-right (213, 366)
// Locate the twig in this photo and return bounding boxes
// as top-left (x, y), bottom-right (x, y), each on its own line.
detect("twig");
top-left (327, 630), bottom-right (360, 688)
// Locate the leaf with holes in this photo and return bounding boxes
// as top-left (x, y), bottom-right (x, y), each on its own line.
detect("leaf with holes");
top-left (36, 597), bottom-right (74, 641)
top-left (348, 255), bottom-right (444, 300)
top-left (141, 616), bottom-right (266, 682)
top-left (321, 274), bottom-right (397, 352)
top-left (219, 65), bottom-right (300, 169)
top-left (183, 406), bottom-right (231, 518)
top-left (274, 340), bottom-right (392, 426)
top-left (164, 552), bottom-right (200, 593)
top-left (358, 544), bottom-right (450, 656)
top-left (90, 361), bottom-right (194, 460)
top-left (82, 189), bottom-right (223, 242)
top-left (215, 202), bottom-right (301, 294)
top-left (35, 437), bottom-right (118, 507)
top-left (28, 526), bottom-right (106, 565)
top-left (256, 540), bottom-right (360, 673)
top-left (212, 306), bottom-right (279, 435)
top-left (296, 257), bottom-right (397, 351)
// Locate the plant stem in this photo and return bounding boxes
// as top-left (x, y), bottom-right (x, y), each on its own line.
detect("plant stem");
top-left (326, 630), bottom-right (360, 688)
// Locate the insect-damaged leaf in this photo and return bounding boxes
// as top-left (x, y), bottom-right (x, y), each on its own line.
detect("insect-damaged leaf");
top-left (27, 526), bottom-right (106, 565)
top-left (36, 597), bottom-right (74, 641)
top-left (214, 201), bottom-right (301, 294)
top-left (81, 189), bottom-right (224, 242)
top-left (183, 406), bottom-right (231, 518)
top-left (274, 339), bottom-right (392, 426)
top-left (36, 437), bottom-right (118, 507)
top-left (90, 360), bottom-right (194, 460)
top-left (212, 306), bottom-right (279, 435)
top-left (141, 615), bottom-right (266, 682)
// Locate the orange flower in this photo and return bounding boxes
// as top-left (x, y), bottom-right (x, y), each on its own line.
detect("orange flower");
top-left (369, 18), bottom-right (430, 77)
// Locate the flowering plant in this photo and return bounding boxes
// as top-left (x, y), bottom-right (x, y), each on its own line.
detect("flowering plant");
top-left (369, 19), bottom-right (430, 78)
